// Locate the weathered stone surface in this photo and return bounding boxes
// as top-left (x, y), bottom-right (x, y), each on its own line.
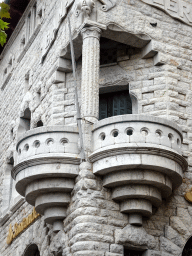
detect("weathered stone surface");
top-left (160, 237), bottom-right (182, 256)
top-left (115, 225), bottom-right (157, 249)
top-left (0, 0), bottom-right (192, 255)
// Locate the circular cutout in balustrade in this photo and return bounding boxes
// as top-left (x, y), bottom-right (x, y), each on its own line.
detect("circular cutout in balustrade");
top-left (99, 133), bottom-right (106, 141)
top-left (141, 127), bottom-right (149, 136)
top-left (126, 128), bottom-right (134, 136)
top-left (33, 140), bottom-right (40, 148)
top-left (155, 129), bottom-right (163, 138)
top-left (24, 144), bottom-right (29, 151)
top-left (60, 138), bottom-right (68, 145)
top-left (111, 130), bottom-right (119, 137)
top-left (46, 138), bottom-right (54, 146)
top-left (168, 133), bottom-right (174, 142)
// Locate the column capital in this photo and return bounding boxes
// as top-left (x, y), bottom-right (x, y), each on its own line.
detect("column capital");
top-left (81, 26), bottom-right (101, 40)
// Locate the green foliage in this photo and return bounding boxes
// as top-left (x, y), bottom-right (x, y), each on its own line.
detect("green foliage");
top-left (0, 2), bottom-right (10, 47)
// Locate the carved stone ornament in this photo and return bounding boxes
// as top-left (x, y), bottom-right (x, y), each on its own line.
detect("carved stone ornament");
top-left (76, 0), bottom-right (116, 16)
top-left (76, 0), bottom-right (95, 17)
top-left (99, 0), bottom-right (116, 11)
top-left (141, 0), bottom-right (192, 26)
top-left (185, 188), bottom-right (192, 203)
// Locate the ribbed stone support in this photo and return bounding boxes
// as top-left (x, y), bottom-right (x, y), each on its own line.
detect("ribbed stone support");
top-left (90, 115), bottom-right (188, 226)
top-left (81, 26), bottom-right (101, 123)
top-left (12, 126), bottom-right (80, 232)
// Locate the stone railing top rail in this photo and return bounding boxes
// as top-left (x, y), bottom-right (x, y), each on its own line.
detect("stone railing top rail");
top-left (92, 114), bottom-right (183, 139)
top-left (17, 125), bottom-right (78, 150)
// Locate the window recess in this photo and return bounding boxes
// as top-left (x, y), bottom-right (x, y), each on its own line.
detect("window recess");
top-left (124, 248), bottom-right (143, 256)
top-left (99, 90), bottom-right (132, 120)
top-left (26, 2), bottom-right (37, 42)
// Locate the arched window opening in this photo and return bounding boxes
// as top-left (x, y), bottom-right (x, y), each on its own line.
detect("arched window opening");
top-left (18, 108), bottom-right (31, 134)
top-left (182, 236), bottom-right (192, 256)
top-left (36, 120), bottom-right (43, 127)
top-left (99, 89), bottom-right (132, 120)
top-left (23, 244), bottom-right (40, 256)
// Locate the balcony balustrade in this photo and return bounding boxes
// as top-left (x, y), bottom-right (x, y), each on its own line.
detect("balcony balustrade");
top-left (12, 126), bottom-right (80, 232)
top-left (89, 115), bottom-right (188, 225)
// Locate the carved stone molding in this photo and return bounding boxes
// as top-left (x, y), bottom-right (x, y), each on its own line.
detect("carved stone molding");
top-left (41, 0), bottom-right (75, 62)
top-left (18, 24), bottom-right (41, 63)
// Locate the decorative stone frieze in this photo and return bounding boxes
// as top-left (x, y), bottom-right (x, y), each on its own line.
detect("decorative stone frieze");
top-left (12, 126), bottom-right (80, 232)
top-left (141, 0), bottom-right (192, 27)
top-left (81, 26), bottom-right (101, 123)
top-left (90, 115), bottom-right (188, 225)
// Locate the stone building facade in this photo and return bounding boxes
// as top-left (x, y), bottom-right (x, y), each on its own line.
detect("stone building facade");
top-left (1, 0), bottom-right (192, 255)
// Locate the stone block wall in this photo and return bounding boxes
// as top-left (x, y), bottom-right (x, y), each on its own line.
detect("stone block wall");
top-left (0, 0), bottom-right (192, 255)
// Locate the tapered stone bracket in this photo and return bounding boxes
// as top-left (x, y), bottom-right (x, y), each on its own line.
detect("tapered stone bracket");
top-left (12, 126), bottom-right (80, 232)
top-left (90, 115), bottom-right (188, 226)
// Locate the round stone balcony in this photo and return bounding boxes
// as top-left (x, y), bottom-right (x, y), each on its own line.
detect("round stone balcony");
top-left (12, 126), bottom-right (80, 232)
top-left (89, 115), bottom-right (188, 226)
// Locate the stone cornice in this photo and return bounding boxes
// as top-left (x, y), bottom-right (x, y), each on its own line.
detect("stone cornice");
top-left (1, 73), bottom-right (12, 90)
top-left (0, 198), bottom-right (25, 226)
top-left (89, 145), bottom-right (188, 171)
top-left (12, 155), bottom-right (81, 180)
top-left (17, 24), bottom-right (41, 63)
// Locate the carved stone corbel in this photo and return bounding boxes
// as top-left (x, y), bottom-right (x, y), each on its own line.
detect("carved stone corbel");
top-left (98, 0), bottom-right (116, 11)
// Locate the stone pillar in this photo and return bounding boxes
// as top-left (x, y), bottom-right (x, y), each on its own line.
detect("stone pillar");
top-left (81, 26), bottom-right (101, 123)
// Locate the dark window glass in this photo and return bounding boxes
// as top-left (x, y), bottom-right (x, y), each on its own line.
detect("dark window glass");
top-left (99, 90), bottom-right (132, 120)
top-left (182, 237), bottom-right (192, 256)
top-left (124, 249), bottom-right (143, 256)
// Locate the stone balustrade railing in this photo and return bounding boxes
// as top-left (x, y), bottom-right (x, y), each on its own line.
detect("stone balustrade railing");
top-left (12, 126), bottom-right (80, 232)
top-left (90, 115), bottom-right (188, 225)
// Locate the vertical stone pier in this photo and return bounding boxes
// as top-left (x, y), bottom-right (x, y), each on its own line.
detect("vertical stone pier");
top-left (81, 26), bottom-right (101, 123)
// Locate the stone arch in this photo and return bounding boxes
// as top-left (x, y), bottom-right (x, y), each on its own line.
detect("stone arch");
top-left (182, 236), bottom-right (192, 256)
top-left (31, 107), bottom-right (45, 129)
top-left (18, 107), bottom-right (31, 134)
top-left (23, 243), bottom-right (40, 256)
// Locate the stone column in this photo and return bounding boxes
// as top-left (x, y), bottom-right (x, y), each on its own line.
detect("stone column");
top-left (81, 26), bottom-right (101, 123)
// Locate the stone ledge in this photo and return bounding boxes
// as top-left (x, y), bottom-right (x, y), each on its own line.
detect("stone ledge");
top-left (0, 197), bottom-right (25, 226)
top-left (12, 155), bottom-right (80, 180)
top-left (1, 73), bottom-right (12, 91)
top-left (17, 24), bottom-right (41, 63)
top-left (90, 145), bottom-right (187, 174)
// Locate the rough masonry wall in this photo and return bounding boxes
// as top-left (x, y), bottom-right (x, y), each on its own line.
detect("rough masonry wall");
top-left (0, 0), bottom-right (192, 255)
